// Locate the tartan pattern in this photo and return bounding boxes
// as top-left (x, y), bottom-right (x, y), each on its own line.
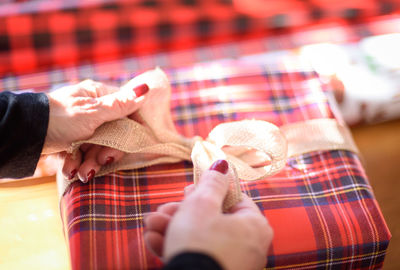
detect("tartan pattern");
top-left (1, 4), bottom-right (394, 269)
top-left (2, 13), bottom-right (400, 92)
top-left (1, 0), bottom-right (400, 75)
top-left (60, 64), bottom-right (391, 270)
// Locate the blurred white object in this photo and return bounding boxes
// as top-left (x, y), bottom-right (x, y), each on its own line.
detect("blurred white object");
top-left (361, 33), bottom-right (400, 71)
top-left (299, 36), bottom-right (400, 125)
top-left (299, 43), bottom-right (350, 76)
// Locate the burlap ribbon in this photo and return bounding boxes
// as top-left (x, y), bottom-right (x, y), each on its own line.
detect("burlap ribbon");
top-left (60, 68), bottom-right (358, 210)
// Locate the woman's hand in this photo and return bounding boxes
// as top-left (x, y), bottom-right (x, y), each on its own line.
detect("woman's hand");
top-left (43, 79), bottom-right (149, 182)
top-left (144, 160), bottom-right (273, 270)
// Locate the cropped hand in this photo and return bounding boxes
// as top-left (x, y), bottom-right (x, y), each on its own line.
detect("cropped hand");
top-left (144, 160), bottom-right (273, 270)
top-left (43, 79), bottom-right (149, 181)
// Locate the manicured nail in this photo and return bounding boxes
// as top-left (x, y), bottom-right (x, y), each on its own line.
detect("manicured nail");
top-left (209, 160), bottom-right (229, 174)
top-left (68, 169), bottom-right (77, 180)
top-left (133, 84), bottom-right (149, 98)
top-left (105, 156), bottom-right (114, 165)
top-left (86, 169), bottom-right (95, 182)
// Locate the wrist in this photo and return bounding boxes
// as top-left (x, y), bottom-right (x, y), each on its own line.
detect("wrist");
top-left (42, 93), bottom-right (68, 154)
top-left (163, 252), bottom-right (223, 270)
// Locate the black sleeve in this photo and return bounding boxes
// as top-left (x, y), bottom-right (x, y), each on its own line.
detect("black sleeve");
top-left (0, 91), bottom-right (49, 178)
top-left (162, 252), bottom-right (223, 270)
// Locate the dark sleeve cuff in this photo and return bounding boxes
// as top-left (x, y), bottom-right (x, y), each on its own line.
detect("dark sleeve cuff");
top-left (0, 92), bottom-right (49, 178)
top-left (162, 252), bottom-right (223, 270)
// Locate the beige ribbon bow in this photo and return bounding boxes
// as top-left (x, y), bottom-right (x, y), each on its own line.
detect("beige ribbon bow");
top-left (61, 68), bottom-right (358, 210)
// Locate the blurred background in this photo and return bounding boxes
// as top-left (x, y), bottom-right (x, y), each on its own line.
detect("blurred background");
top-left (0, 0), bottom-right (399, 269)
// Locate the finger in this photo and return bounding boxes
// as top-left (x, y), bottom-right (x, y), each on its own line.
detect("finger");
top-left (184, 160), bottom-right (230, 213)
top-left (144, 231), bottom-right (164, 258)
top-left (56, 151), bottom-right (67, 167)
top-left (62, 151), bottom-right (82, 180)
top-left (80, 143), bottom-right (91, 152)
top-left (93, 82), bottom-right (120, 97)
top-left (96, 147), bottom-right (126, 166)
top-left (228, 193), bottom-right (262, 215)
top-left (77, 145), bottom-right (103, 183)
top-left (143, 212), bottom-right (171, 234)
top-left (78, 80), bottom-right (120, 98)
top-left (157, 202), bottom-right (181, 216)
top-left (184, 184), bottom-right (195, 197)
top-left (95, 83), bottom-right (149, 122)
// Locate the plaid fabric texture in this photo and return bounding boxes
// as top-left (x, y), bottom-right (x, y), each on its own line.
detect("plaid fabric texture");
top-left (1, 14), bottom-right (400, 93)
top-left (1, 0), bottom-right (400, 75)
top-left (60, 62), bottom-right (391, 269)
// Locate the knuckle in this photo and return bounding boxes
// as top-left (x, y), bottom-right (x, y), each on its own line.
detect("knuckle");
top-left (190, 192), bottom-right (220, 208)
top-left (239, 214), bottom-right (268, 232)
top-left (194, 192), bottom-right (217, 203)
top-left (157, 202), bottom-right (174, 212)
top-left (80, 79), bottom-right (94, 86)
top-left (204, 174), bottom-right (227, 192)
top-left (246, 213), bottom-right (262, 224)
top-left (108, 97), bottom-right (126, 115)
top-left (236, 215), bottom-right (254, 230)
top-left (93, 81), bottom-right (105, 90)
top-left (80, 79), bottom-right (104, 94)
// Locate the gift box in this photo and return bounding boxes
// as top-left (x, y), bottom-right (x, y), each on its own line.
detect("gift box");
top-left (58, 60), bottom-right (391, 269)
top-left (2, 0), bottom-right (400, 75)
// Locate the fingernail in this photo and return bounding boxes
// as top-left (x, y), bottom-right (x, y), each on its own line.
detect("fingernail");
top-left (133, 84), bottom-right (149, 98)
top-left (68, 169), bottom-right (77, 180)
top-left (105, 156), bottom-right (114, 165)
top-left (209, 160), bottom-right (229, 174)
top-left (86, 169), bottom-right (95, 182)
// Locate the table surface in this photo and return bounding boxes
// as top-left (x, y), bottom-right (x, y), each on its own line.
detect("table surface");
top-left (350, 119), bottom-right (400, 270)
top-left (0, 176), bottom-right (69, 270)
top-left (1, 119), bottom-right (399, 270)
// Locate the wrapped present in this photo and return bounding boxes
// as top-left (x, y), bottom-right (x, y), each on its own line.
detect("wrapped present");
top-left (1, 0), bottom-right (400, 75)
top-left (0, 5), bottom-right (395, 269)
top-left (59, 62), bottom-right (390, 269)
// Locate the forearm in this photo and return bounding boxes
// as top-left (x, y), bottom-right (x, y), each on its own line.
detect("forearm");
top-left (0, 91), bottom-right (49, 178)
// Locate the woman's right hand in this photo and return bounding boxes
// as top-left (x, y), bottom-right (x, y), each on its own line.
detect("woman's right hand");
top-left (144, 160), bottom-right (274, 270)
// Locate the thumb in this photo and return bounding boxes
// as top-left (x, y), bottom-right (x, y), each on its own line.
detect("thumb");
top-left (183, 160), bottom-right (230, 214)
top-left (94, 83), bottom-right (149, 122)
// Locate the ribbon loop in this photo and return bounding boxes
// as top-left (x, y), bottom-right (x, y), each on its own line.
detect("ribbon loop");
top-left (206, 120), bottom-right (288, 181)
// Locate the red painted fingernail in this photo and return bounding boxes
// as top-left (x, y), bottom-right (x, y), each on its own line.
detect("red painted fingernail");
top-left (68, 169), bottom-right (77, 180)
top-left (209, 160), bottom-right (229, 174)
top-left (105, 156), bottom-right (114, 165)
top-left (86, 169), bottom-right (95, 182)
top-left (133, 84), bottom-right (149, 98)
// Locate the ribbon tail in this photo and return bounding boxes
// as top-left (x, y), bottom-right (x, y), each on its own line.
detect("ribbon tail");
top-left (191, 141), bottom-right (242, 211)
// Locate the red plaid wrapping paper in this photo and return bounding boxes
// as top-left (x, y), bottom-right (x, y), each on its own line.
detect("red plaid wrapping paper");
top-left (1, 13), bottom-right (400, 93)
top-left (59, 61), bottom-right (390, 269)
top-left (1, 0), bottom-right (400, 75)
top-left (1, 9), bottom-right (395, 270)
